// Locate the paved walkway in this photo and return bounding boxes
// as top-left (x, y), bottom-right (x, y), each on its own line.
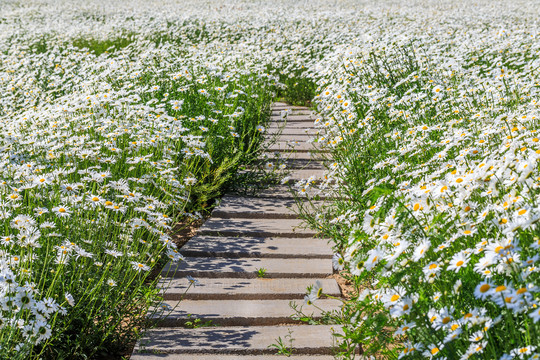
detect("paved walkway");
top-left (131, 102), bottom-right (341, 359)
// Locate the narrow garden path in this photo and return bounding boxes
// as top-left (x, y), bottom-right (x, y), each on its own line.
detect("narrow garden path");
top-left (131, 102), bottom-right (342, 359)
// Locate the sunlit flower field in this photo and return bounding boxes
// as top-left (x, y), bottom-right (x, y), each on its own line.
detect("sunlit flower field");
top-left (0, 0), bottom-right (538, 359)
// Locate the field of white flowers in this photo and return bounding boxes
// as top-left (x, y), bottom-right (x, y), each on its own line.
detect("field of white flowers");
top-left (0, 0), bottom-right (538, 359)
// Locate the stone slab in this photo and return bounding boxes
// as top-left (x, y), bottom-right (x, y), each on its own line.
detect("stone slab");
top-left (271, 103), bottom-right (311, 110)
top-left (132, 355), bottom-right (335, 360)
top-left (270, 114), bottom-right (314, 121)
top-left (134, 325), bottom-right (338, 355)
top-left (212, 196), bottom-right (324, 219)
top-left (264, 141), bottom-right (324, 152)
top-left (150, 299), bottom-right (342, 326)
top-left (267, 126), bottom-right (320, 133)
top-left (249, 184), bottom-right (326, 199)
top-left (271, 107), bottom-right (313, 113)
top-left (266, 128), bottom-right (321, 136)
top-left (255, 157), bottom-right (326, 170)
top-left (180, 235), bottom-right (332, 258)
top-left (197, 218), bottom-right (316, 237)
top-left (162, 257), bottom-right (332, 278)
top-left (272, 133), bottom-right (316, 139)
top-left (262, 151), bottom-right (326, 161)
top-left (262, 136), bottom-right (314, 147)
top-left (260, 150), bottom-right (328, 161)
top-left (268, 121), bottom-right (317, 129)
top-left (277, 158), bottom-right (326, 170)
top-left (212, 196), bottom-right (298, 218)
top-left (268, 169), bottom-right (326, 182)
top-left (160, 277), bottom-right (340, 300)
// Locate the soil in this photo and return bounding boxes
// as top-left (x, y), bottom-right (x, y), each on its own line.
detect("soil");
top-left (331, 271), bottom-right (355, 299)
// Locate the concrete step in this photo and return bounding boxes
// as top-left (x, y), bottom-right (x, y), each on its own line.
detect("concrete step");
top-left (265, 134), bottom-right (314, 141)
top-left (265, 127), bottom-right (321, 137)
top-left (229, 185), bottom-right (331, 200)
top-left (181, 235), bottom-right (332, 258)
top-left (160, 277), bottom-right (340, 300)
top-left (162, 257), bottom-right (332, 278)
top-left (255, 186), bottom-right (347, 201)
top-left (271, 108), bottom-right (313, 114)
top-left (197, 218), bottom-right (317, 238)
top-left (212, 196), bottom-right (323, 219)
top-left (268, 169), bottom-right (327, 183)
top-left (268, 122), bottom-right (316, 129)
top-left (248, 184), bottom-right (325, 199)
top-left (264, 141), bottom-right (324, 152)
top-left (262, 151), bottom-right (327, 161)
top-left (263, 133), bottom-right (319, 142)
top-left (255, 157), bottom-right (326, 170)
top-left (150, 299), bottom-right (342, 326)
top-left (134, 325), bottom-right (338, 355)
top-left (132, 355), bottom-right (336, 360)
top-left (271, 103), bottom-right (311, 110)
top-left (270, 114), bottom-right (314, 122)
top-left (266, 128), bottom-right (321, 136)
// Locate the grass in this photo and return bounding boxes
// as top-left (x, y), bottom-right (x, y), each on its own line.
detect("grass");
top-left (71, 35), bottom-right (135, 56)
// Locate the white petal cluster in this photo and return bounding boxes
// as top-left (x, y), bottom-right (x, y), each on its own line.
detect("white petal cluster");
top-left (0, 0), bottom-right (538, 358)
top-left (302, 1), bottom-right (540, 358)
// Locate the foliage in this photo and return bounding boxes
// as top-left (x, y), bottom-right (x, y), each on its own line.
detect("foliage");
top-left (295, 11), bottom-right (540, 360)
top-left (268, 328), bottom-right (295, 356)
top-left (256, 268), bottom-right (267, 278)
top-left (1, 1), bottom-right (539, 359)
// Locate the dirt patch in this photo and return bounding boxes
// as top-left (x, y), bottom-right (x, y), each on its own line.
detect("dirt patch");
top-left (171, 216), bottom-right (209, 249)
top-left (331, 271), bottom-right (355, 299)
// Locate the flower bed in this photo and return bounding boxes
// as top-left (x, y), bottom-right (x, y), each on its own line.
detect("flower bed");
top-left (301, 5), bottom-right (540, 359)
top-left (1, 0), bottom-right (538, 359)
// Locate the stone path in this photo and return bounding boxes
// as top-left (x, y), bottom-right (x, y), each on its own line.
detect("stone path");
top-left (131, 102), bottom-right (341, 359)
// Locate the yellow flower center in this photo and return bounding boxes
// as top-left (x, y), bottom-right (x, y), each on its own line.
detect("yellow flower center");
top-left (480, 284), bottom-right (491, 293)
